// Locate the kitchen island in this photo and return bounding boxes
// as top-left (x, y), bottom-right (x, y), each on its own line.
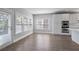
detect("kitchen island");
top-left (70, 28), bottom-right (79, 44)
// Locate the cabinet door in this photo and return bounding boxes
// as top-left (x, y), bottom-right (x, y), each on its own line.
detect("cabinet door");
top-left (69, 14), bottom-right (79, 28)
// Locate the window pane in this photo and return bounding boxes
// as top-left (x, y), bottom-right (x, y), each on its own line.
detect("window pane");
top-left (35, 19), bottom-right (49, 30)
top-left (24, 25), bottom-right (28, 31)
top-left (16, 25), bottom-right (22, 34)
top-left (0, 14), bottom-right (11, 46)
top-left (22, 16), bottom-right (28, 31)
top-left (16, 16), bottom-right (22, 24)
top-left (15, 16), bottom-right (22, 34)
top-left (0, 15), bottom-right (8, 35)
top-left (22, 16), bottom-right (27, 24)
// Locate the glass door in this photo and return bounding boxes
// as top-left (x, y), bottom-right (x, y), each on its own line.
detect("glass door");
top-left (35, 19), bottom-right (49, 33)
top-left (0, 13), bottom-right (11, 49)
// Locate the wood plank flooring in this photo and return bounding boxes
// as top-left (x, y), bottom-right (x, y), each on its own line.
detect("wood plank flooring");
top-left (1, 33), bottom-right (79, 51)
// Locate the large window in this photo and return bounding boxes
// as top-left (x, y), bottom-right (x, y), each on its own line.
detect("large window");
top-left (15, 15), bottom-right (33, 34)
top-left (22, 16), bottom-right (28, 31)
top-left (15, 16), bottom-right (22, 34)
top-left (0, 13), bottom-right (11, 46)
top-left (28, 19), bottom-right (32, 31)
top-left (36, 19), bottom-right (48, 30)
top-left (0, 14), bottom-right (8, 35)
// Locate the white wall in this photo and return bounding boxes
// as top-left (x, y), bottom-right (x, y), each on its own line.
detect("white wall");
top-left (51, 14), bottom-right (55, 34)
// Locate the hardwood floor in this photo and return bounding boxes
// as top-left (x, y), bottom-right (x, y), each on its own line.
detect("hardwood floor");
top-left (1, 33), bottom-right (79, 51)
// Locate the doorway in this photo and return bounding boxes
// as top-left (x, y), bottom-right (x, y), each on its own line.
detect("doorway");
top-left (34, 14), bottom-right (51, 33)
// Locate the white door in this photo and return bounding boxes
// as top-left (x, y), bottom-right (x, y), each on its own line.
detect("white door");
top-left (34, 15), bottom-right (51, 33)
top-left (35, 18), bottom-right (50, 33)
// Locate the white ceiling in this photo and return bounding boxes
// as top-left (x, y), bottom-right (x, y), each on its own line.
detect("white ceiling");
top-left (25, 8), bottom-right (79, 14)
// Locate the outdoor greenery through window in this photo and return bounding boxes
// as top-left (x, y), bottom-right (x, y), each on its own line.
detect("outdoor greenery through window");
top-left (0, 14), bottom-right (8, 35)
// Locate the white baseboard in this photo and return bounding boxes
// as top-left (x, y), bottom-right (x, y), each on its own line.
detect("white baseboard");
top-left (53, 33), bottom-right (71, 35)
top-left (0, 41), bottom-right (12, 50)
top-left (34, 31), bottom-right (52, 34)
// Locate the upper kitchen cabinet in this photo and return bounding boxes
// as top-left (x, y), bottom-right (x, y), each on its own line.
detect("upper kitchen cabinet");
top-left (69, 14), bottom-right (79, 28)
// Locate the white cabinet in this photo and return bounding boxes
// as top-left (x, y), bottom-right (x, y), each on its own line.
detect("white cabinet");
top-left (54, 14), bottom-right (70, 35)
top-left (69, 14), bottom-right (79, 28)
top-left (53, 13), bottom-right (79, 35)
